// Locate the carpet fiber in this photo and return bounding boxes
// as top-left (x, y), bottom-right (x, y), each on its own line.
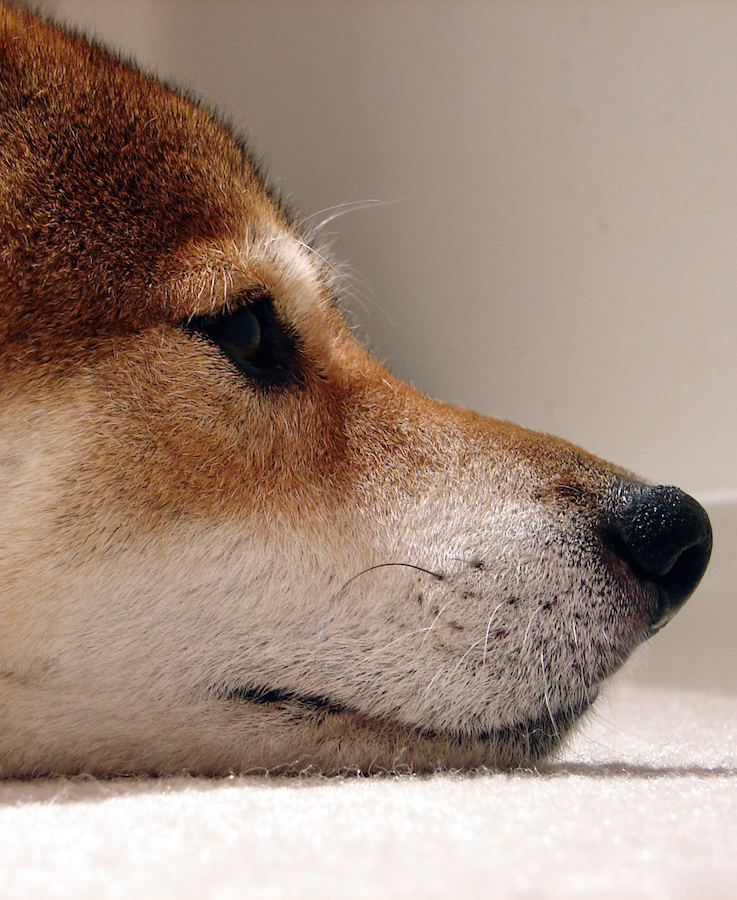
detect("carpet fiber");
top-left (0, 682), bottom-right (735, 899)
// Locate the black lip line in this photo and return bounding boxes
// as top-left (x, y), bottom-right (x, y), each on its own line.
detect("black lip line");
top-left (226, 684), bottom-right (349, 714)
top-left (225, 683), bottom-right (598, 744)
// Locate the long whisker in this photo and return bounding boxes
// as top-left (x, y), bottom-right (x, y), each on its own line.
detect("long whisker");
top-left (420, 633), bottom-right (487, 703)
top-left (420, 601), bottom-right (453, 646)
top-left (337, 562), bottom-right (444, 597)
top-left (522, 604), bottom-right (544, 649)
top-left (303, 199), bottom-right (382, 231)
top-left (540, 650), bottom-right (559, 736)
top-left (319, 562), bottom-right (443, 642)
top-left (420, 663), bottom-right (448, 703)
top-left (303, 197), bottom-right (406, 234)
top-left (482, 600), bottom-right (507, 667)
top-left (365, 626), bottom-right (435, 658)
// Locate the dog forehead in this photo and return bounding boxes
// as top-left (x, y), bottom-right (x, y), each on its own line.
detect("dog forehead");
top-left (0, 3), bottom-right (291, 366)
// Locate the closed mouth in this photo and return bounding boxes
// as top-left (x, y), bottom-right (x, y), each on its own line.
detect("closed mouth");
top-left (226, 683), bottom-right (349, 714)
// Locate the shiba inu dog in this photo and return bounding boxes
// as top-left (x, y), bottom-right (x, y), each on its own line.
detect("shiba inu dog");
top-left (0, 2), bottom-right (712, 776)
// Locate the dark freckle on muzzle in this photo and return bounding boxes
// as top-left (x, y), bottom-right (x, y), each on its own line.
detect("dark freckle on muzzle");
top-left (607, 484), bottom-right (713, 635)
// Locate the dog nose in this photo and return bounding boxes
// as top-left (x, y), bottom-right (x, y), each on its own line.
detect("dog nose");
top-left (610, 484), bottom-right (712, 634)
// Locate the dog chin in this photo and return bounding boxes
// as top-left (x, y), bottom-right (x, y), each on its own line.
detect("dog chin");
top-left (222, 683), bottom-right (599, 774)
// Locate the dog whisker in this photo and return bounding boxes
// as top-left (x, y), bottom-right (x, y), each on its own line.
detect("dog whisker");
top-left (522, 604), bottom-right (544, 650)
top-left (454, 635), bottom-right (488, 671)
top-left (336, 562), bottom-right (444, 598)
top-left (293, 238), bottom-right (341, 278)
top-left (540, 650), bottom-right (559, 737)
top-left (302, 199), bottom-right (384, 233)
top-left (419, 663), bottom-right (450, 705)
top-left (288, 236), bottom-right (392, 322)
top-left (420, 633), bottom-right (488, 704)
top-left (420, 601), bottom-right (454, 646)
top-left (317, 562), bottom-right (444, 643)
top-left (482, 600), bottom-right (508, 668)
top-left (364, 627), bottom-right (436, 658)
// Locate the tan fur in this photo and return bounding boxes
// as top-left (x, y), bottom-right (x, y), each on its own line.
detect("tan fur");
top-left (0, 3), bottom-right (710, 776)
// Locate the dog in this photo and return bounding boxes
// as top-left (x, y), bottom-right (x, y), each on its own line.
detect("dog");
top-left (0, 2), bottom-right (712, 776)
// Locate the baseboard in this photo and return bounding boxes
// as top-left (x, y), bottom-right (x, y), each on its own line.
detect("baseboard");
top-left (623, 497), bottom-right (737, 696)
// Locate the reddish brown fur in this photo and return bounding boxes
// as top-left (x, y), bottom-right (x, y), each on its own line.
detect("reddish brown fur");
top-left (0, 3), bottom-right (275, 368)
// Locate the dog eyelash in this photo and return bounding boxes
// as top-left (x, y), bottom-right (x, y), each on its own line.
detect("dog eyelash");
top-left (184, 292), bottom-right (299, 386)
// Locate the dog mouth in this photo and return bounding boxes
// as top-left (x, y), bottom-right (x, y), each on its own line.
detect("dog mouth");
top-left (227, 683), bottom-right (349, 715)
top-left (223, 682), bottom-right (598, 769)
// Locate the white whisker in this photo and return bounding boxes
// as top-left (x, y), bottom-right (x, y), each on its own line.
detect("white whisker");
top-left (303, 197), bottom-right (406, 235)
top-left (303, 199), bottom-right (382, 232)
top-left (482, 600), bottom-right (507, 667)
top-left (541, 650), bottom-right (559, 735)
top-left (365, 626), bottom-right (435, 658)
top-left (522, 604), bottom-right (544, 649)
top-left (421, 601), bottom-right (453, 645)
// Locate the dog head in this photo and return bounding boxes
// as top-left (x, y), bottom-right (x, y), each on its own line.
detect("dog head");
top-left (0, 4), bottom-right (711, 775)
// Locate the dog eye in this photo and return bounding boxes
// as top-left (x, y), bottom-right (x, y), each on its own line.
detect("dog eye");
top-left (201, 306), bottom-right (262, 364)
top-left (184, 293), bottom-right (297, 385)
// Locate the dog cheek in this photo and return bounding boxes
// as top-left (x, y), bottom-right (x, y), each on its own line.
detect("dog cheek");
top-left (63, 345), bottom-right (351, 533)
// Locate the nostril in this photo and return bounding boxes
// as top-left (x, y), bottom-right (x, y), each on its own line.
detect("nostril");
top-left (609, 484), bottom-right (712, 633)
top-left (613, 485), bottom-right (711, 577)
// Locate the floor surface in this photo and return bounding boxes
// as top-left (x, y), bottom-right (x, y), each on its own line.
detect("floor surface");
top-left (0, 682), bottom-right (735, 899)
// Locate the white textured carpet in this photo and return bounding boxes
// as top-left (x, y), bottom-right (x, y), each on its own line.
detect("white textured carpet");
top-left (0, 682), bottom-right (735, 900)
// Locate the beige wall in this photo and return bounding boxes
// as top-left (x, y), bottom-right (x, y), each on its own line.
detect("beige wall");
top-left (39, 0), bottom-right (736, 689)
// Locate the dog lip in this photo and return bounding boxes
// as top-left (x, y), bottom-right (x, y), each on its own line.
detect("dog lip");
top-left (224, 684), bottom-right (350, 714)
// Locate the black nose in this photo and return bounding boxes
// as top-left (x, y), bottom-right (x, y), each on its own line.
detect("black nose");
top-left (610, 484), bottom-right (712, 634)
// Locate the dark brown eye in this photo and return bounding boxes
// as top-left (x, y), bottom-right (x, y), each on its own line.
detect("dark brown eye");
top-left (184, 293), bottom-right (298, 386)
top-left (202, 306), bottom-right (262, 366)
